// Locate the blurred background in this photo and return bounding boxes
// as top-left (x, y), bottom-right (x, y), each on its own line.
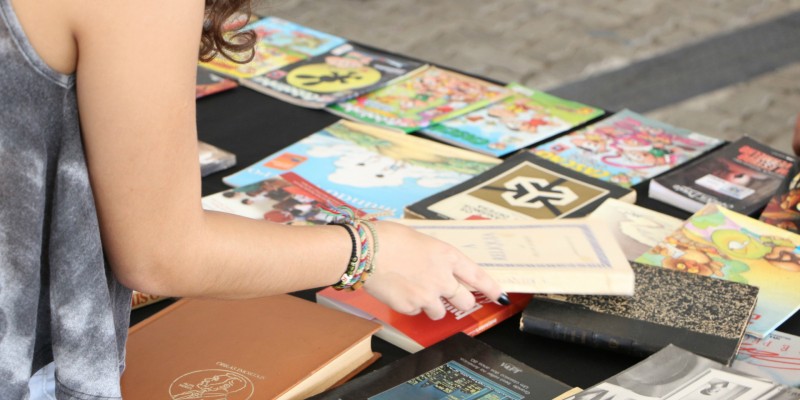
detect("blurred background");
top-left (259, 0), bottom-right (800, 152)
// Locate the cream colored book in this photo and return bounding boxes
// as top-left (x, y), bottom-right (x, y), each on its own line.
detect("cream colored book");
top-left (392, 218), bottom-right (635, 295)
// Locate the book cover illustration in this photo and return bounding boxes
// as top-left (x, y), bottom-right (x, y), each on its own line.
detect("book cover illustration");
top-left (420, 82), bottom-right (604, 157)
top-left (223, 120), bottom-right (500, 219)
top-left (328, 66), bottom-right (511, 132)
top-left (203, 172), bottom-right (363, 224)
top-left (636, 203), bottom-right (800, 338)
top-left (405, 151), bottom-right (635, 221)
top-left (243, 42), bottom-right (427, 108)
top-left (733, 330), bottom-right (800, 387)
top-left (533, 109), bottom-right (723, 188)
top-left (309, 333), bottom-right (573, 400)
top-left (198, 141), bottom-right (237, 177)
top-left (196, 67), bottom-right (238, 99)
top-left (588, 198), bottom-right (684, 261)
top-left (759, 170), bottom-right (800, 233)
top-left (200, 16), bottom-right (346, 79)
top-left (650, 136), bottom-right (799, 216)
top-left (520, 262), bottom-right (758, 365)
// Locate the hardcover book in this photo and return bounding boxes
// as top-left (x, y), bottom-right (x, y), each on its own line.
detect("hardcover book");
top-left (420, 82), bottom-right (605, 157)
top-left (308, 333), bottom-right (574, 400)
top-left (649, 136), bottom-right (799, 216)
top-left (121, 294), bottom-right (381, 400)
top-left (242, 42), bottom-right (427, 108)
top-left (532, 109), bottom-right (723, 188)
top-left (392, 218), bottom-right (635, 295)
top-left (733, 330), bottom-right (800, 387)
top-left (327, 66), bottom-right (511, 132)
top-left (563, 345), bottom-right (798, 400)
top-left (759, 170), bottom-right (800, 233)
top-left (404, 151), bottom-right (635, 221)
top-left (195, 67), bottom-right (238, 99)
top-left (130, 291), bottom-right (168, 310)
top-left (519, 262), bottom-right (759, 365)
top-left (587, 198), bottom-right (684, 261)
top-left (198, 140), bottom-right (237, 177)
top-left (199, 16), bottom-right (346, 79)
top-left (222, 120), bottom-right (500, 219)
top-left (316, 287), bottom-right (531, 353)
top-left (636, 203), bottom-right (800, 338)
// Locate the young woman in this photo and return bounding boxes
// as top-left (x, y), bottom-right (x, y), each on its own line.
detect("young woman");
top-left (0, 0), bottom-right (507, 398)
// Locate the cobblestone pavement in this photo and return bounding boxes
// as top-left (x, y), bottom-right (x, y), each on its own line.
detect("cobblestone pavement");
top-left (264, 0), bottom-right (800, 153)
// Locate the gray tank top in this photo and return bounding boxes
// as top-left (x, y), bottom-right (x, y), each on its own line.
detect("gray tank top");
top-left (0, 1), bottom-right (132, 398)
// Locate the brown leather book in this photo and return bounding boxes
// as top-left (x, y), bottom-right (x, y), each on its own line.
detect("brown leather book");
top-left (121, 294), bottom-right (381, 399)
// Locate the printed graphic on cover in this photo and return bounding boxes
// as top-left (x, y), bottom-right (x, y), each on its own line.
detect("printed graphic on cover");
top-left (421, 83), bottom-right (604, 157)
top-left (733, 330), bottom-right (800, 387)
top-left (636, 203), bottom-right (800, 338)
top-left (243, 42), bottom-right (426, 108)
top-left (328, 66), bottom-right (511, 132)
top-left (200, 16), bottom-right (346, 79)
top-left (533, 109), bottom-right (723, 187)
top-left (222, 120), bottom-right (500, 219)
top-left (760, 170), bottom-right (800, 233)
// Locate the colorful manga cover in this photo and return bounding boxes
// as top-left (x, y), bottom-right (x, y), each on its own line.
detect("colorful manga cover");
top-left (533, 109), bottom-right (723, 187)
top-left (421, 83), bottom-right (604, 157)
top-left (759, 170), bottom-right (800, 233)
top-left (635, 203), bottom-right (800, 338)
top-left (327, 66), bottom-right (511, 132)
top-left (199, 16), bottom-right (346, 79)
top-left (222, 120), bottom-right (500, 219)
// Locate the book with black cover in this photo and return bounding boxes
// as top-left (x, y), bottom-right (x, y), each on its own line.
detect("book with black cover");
top-left (519, 262), bottom-right (759, 365)
top-left (404, 151), bottom-right (635, 220)
top-left (309, 333), bottom-right (573, 400)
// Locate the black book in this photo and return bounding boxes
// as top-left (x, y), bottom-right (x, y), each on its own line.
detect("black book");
top-left (519, 262), bottom-right (759, 366)
top-left (309, 333), bottom-right (574, 400)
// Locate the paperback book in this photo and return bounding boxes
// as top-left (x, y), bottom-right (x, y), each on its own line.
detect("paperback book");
top-left (327, 66), bottom-right (511, 132)
top-left (309, 333), bottom-right (574, 400)
top-left (519, 262), bottom-right (759, 365)
top-left (198, 140), bottom-right (237, 177)
top-left (532, 109), bottom-right (723, 188)
top-left (242, 42), bottom-right (427, 108)
top-left (636, 203), bottom-right (800, 338)
top-left (649, 136), bottom-right (799, 216)
top-left (195, 67), bottom-right (238, 99)
top-left (222, 120), bottom-right (500, 219)
top-left (420, 82), bottom-right (605, 157)
top-left (199, 16), bottom-right (346, 79)
top-left (404, 151), bottom-right (636, 221)
top-left (392, 218), bottom-right (635, 295)
top-left (733, 330), bottom-right (800, 387)
top-left (759, 170), bottom-right (800, 233)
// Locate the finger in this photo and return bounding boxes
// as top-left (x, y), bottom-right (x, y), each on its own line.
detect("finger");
top-left (420, 298), bottom-right (448, 320)
top-left (443, 283), bottom-right (476, 312)
top-left (452, 257), bottom-right (505, 304)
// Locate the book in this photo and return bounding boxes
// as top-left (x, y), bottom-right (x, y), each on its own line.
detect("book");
top-left (649, 136), bottom-right (799, 216)
top-left (635, 203), bottom-right (800, 338)
top-left (587, 198), bottom-right (684, 261)
top-left (759, 170), bottom-right (800, 233)
top-left (308, 333), bottom-right (574, 400)
top-left (198, 140), bottom-right (237, 177)
top-left (563, 344), bottom-right (798, 400)
top-left (733, 330), bottom-right (800, 387)
top-left (195, 67), bottom-right (238, 99)
top-left (130, 291), bottom-right (168, 310)
top-left (404, 151), bottom-right (636, 221)
top-left (519, 262), bottom-right (759, 365)
top-left (532, 109), bottom-right (723, 188)
top-left (121, 294), bottom-right (381, 400)
top-left (222, 120), bottom-right (500, 219)
top-left (199, 16), bottom-right (346, 79)
top-left (392, 218), bottom-right (635, 295)
top-left (241, 42), bottom-right (427, 108)
top-left (202, 172), bottom-right (361, 224)
top-left (420, 82), bottom-right (605, 157)
top-left (327, 66), bottom-right (511, 132)
top-left (316, 287), bottom-right (531, 353)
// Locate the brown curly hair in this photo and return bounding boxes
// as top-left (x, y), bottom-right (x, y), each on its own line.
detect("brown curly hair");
top-left (199, 0), bottom-right (257, 63)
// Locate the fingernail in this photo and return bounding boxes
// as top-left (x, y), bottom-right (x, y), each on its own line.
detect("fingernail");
top-left (497, 292), bottom-right (510, 306)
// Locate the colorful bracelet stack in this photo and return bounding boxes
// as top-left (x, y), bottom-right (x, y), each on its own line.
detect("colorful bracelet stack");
top-left (325, 205), bottom-right (380, 291)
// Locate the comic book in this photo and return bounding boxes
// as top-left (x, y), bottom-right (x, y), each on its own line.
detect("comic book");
top-left (759, 170), bottom-right (800, 233)
top-left (241, 42), bottom-right (427, 109)
top-left (420, 83), bottom-right (605, 157)
top-left (532, 109), bottom-right (723, 188)
top-left (327, 66), bottom-right (511, 132)
top-left (636, 203), bottom-right (800, 338)
top-left (195, 67), bottom-right (238, 99)
top-left (222, 120), bottom-right (500, 219)
top-left (199, 16), bottom-right (346, 79)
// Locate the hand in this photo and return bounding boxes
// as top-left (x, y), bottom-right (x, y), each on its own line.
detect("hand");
top-left (363, 221), bottom-right (507, 320)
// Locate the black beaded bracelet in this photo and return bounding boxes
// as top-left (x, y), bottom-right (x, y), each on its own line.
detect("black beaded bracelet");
top-left (331, 223), bottom-right (359, 290)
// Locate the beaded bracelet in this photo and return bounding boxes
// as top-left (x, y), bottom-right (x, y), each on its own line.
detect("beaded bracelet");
top-left (325, 205), bottom-right (380, 291)
top-left (331, 224), bottom-right (361, 290)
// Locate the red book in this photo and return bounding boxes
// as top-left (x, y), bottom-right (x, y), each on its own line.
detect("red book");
top-left (316, 287), bottom-right (531, 353)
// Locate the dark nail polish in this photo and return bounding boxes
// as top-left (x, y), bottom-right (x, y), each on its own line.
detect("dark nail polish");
top-left (497, 292), bottom-right (511, 306)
